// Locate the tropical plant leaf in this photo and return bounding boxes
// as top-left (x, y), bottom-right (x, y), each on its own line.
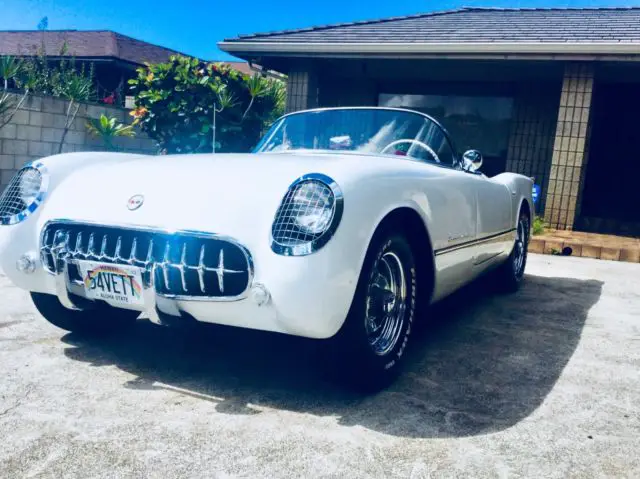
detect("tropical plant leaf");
top-left (86, 114), bottom-right (136, 150)
top-left (0, 56), bottom-right (24, 90)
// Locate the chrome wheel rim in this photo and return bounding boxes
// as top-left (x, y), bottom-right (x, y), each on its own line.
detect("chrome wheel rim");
top-left (513, 219), bottom-right (526, 277)
top-left (365, 251), bottom-right (407, 356)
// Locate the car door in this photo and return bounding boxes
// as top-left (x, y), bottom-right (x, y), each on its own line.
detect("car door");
top-left (471, 174), bottom-right (514, 266)
top-left (415, 120), bottom-right (479, 301)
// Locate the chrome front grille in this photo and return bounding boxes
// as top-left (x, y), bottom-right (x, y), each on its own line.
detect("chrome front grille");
top-left (40, 221), bottom-right (252, 299)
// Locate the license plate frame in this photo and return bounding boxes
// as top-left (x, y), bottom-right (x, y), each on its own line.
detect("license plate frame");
top-left (77, 261), bottom-right (145, 307)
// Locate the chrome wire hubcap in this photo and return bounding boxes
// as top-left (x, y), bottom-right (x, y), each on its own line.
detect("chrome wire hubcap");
top-left (365, 251), bottom-right (407, 356)
top-left (513, 219), bottom-right (526, 276)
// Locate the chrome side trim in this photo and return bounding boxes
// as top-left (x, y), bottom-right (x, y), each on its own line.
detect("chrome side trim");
top-left (270, 173), bottom-right (344, 257)
top-left (434, 228), bottom-right (516, 256)
top-left (40, 219), bottom-right (254, 304)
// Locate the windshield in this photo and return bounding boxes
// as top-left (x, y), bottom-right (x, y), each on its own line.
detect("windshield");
top-left (254, 108), bottom-right (457, 165)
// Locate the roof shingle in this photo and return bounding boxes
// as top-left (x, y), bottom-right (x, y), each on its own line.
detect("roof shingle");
top-left (0, 30), bottom-right (187, 65)
top-left (223, 7), bottom-right (640, 44)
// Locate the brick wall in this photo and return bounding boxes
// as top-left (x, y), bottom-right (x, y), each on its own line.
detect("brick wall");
top-left (0, 93), bottom-right (157, 190)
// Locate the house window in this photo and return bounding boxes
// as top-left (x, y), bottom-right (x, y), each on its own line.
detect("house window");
top-left (379, 93), bottom-right (514, 176)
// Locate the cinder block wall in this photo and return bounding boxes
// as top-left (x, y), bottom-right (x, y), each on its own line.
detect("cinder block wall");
top-left (506, 82), bottom-right (562, 215)
top-left (0, 93), bottom-right (157, 190)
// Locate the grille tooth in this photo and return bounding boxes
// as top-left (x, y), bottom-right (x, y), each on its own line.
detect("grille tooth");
top-left (74, 232), bottom-right (83, 256)
top-left (146, 239), bottom-right (154, 264)
top-left (180, 243), bottom-right (188, 293)
top-left (40, 222), bottom-right (251, 298)
top-left (129, 237), bottom-right (138, 264)
top-left (114, 236), bottom-right (123, 261)
top-left (99, 235), bottom-right (108, 259)
top-left (162, 242), bottom-right (171, 290)
top-left (217, 250), bottom-right (225, 293)
top-left (87, 234), bottom-right (96, 258)
top-left (198, 245), bottom-right (206, 293)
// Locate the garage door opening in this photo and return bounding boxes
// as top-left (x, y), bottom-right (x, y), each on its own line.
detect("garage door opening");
top-left (577, 81), bottom-right (640, 237)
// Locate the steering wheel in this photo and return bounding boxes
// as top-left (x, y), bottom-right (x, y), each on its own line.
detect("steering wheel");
top-left (381, 139), bottom-right (440, 163)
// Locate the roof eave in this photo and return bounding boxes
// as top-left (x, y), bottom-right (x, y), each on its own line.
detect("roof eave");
top-left (219, 41), bottom-right (640, 57)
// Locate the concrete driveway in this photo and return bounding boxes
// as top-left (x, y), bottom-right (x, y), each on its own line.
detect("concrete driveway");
top-left (0, 254), bottom-right (638, 478)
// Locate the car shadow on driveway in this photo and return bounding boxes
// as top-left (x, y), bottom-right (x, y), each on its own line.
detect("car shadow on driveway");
top-left (61, 273), bottom-right (603, 438)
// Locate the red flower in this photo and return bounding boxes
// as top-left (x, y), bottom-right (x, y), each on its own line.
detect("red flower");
top-left (103, 93), bottom-right (115, 104)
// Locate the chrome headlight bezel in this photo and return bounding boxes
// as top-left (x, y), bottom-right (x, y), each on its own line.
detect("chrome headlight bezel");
top-left (271, 173), bottom-right (344, 256)
top-left (0, 161), bottom-right (49, 226)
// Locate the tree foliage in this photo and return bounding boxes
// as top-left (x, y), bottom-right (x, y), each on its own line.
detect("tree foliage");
top-left (128, 55), bottom-right (285, 154)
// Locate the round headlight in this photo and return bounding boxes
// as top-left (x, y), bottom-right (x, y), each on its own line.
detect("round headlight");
top-left (271, 174), bottom-right (344, 256)
top-left (0, 163), bottom-right (48, 226)
top-left (291, 181), bottom-right (334, 235)
top-left (19, 167), bottom-right (42, 205)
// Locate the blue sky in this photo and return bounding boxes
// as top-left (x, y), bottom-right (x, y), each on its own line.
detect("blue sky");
top-left (1, 0), bottom-right (638, 61)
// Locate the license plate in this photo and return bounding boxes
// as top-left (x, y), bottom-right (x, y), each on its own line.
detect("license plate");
top-left (77, 261), bottom-right (144, 307)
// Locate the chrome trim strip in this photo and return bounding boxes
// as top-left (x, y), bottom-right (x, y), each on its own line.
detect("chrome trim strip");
top-left (434, 228), bottom-right (516, 256)
top-left (40, 219), bottom-right (255, 304)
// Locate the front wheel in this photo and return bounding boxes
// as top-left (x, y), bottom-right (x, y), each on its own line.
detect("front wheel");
top-left (328, 228), bottom-right (417, 392)
top-left (31, 293), bottom-right (139, 335)
top-left (495, 211), bottom-right (529, 292)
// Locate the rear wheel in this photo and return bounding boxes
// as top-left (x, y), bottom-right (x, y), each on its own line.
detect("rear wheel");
top-left (329, 228), bottom-right (417, 392)
top-left (495, 211), bottom-right (529, 292)
top-left (31, 292), bottom-right (139, 335)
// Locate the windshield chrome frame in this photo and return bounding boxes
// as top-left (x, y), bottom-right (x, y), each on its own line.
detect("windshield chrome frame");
top-left (254, 106), bottom-right (462, 168)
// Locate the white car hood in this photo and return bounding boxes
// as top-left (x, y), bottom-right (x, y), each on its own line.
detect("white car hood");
top-left (39, 152), bottom-right (386, 240)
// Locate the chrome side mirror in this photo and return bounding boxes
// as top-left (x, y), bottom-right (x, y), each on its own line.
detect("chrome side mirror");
top-left (462, 150), bottom-right (483, 173)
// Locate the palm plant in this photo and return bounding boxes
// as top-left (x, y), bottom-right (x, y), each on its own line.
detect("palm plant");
top-left (264, 79), bottom-right (286, 122)
top-left (242, 74), bottom-right (270, 120)
top-left (86, 114), bottom-right (135, 151)
top-left (57, 64), bottom-right (94, 153)
top-left (0, 55), bottom-right (28, 130)
top-left (0, 56), bottom-right (23, 90)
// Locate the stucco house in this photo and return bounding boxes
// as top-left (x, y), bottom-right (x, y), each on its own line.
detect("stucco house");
top-left (220, 7), bottom-right (640, 236)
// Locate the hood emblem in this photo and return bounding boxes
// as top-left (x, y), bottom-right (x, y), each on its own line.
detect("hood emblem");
top-left (127, 195), bottom-right (144, 211)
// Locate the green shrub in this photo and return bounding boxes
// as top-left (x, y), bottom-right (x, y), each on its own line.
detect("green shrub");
top-left (128, 56), bottom-right (285, 154)
top-left (532, 216), bottom-right (547, 236)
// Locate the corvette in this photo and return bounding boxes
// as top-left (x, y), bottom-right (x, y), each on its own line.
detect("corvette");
top-left (0, 107), bottom-right (532, 389)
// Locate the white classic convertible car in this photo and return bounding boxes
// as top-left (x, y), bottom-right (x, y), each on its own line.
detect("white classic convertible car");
top-left (0, 107), bottom-right (532, 389)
